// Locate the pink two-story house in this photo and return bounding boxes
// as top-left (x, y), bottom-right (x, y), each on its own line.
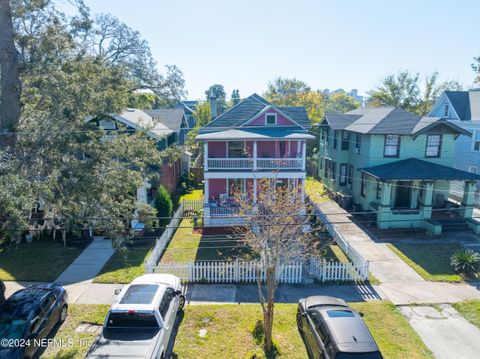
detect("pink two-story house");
top-left (196, 93), bottom-right (314, 226)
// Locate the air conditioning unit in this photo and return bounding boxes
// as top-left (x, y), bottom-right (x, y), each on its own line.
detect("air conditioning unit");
top-left (355, 148), bottom-right (360, 154)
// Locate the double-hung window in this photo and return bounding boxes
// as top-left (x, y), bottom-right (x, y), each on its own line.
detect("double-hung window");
top-left (425, 134), bottom-right (441, 157)
top-left (340, 164), bottom-right (348, 185)
top-left (361, 173), bottom-right (366, 197)
top-left (333, 131), bottom-right (339, 150)
top-left (348, 165), bottom-right (353, 185)
top-left (355, 133), bottom-right (361, 152)
top-left (341, 131), bottom-right (349, 150)
top-left (384, 134), bottom-right (400, 157)
top-left (473, 131), bottom-right (480, 151)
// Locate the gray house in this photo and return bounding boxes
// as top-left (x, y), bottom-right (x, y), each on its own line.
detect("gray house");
top-left (429, 90), bottom-right (480, 202)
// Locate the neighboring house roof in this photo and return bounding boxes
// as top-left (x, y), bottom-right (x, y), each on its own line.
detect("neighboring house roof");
top-left (196, 128), bottom-right (315, 141)
top-left (144, 108), bottom-right (187, 131)
top-left (443, 90), bottom-right (480, 121)
top-left (202, 93), bottom-right (310, 130)
top-left (177, 100), bottom-right (198, 115)
top-left (112, 109), bottom-right (173, 139)
top-left (322, 107), bottom-right (469, 136)
top-left (360, 158), bottom-right (480, 181)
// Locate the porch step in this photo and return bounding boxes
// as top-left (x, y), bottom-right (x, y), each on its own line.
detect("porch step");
top-left (438, 219), bottom-right (471, 232)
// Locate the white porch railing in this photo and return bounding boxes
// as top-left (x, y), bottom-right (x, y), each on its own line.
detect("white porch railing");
top-left (207, 157), bottom-right (303, 170)
top-left (256, 158), bottom-right (303, 170)
top-left (210, 205), bottom-right (241, 216)
top-left (208, 158), bottom-right (253, 169)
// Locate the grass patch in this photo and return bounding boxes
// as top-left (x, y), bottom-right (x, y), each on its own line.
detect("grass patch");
top-left (387, 243), bottom-right (475, 282)
top-left (453, 300), bottom-right (480, 328)
top-left (173, 302), bottom-right (432, 359)
top-left (172, 304), bottom-right (306, 358)
top-left (350, 302), bottom-right (433, 359)
top-left (94, 245), bottom-right (152, 284)
top-left (178, 189), bottom-right (203, 202)
top-left (0, 238), bottom-right (90, 282)
top-left (161, 219), bottom-right (253, 262)
top-left (42, 304), bottom-right (109, 359)
top-left (305, 176), bottom-right (328, 204)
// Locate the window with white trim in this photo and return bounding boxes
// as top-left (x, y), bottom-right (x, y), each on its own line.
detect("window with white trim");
top-left (265, 113), bottom-right (277, 125)
top-left (384, 134), bottom-right (400, 157)
top-left (339, 164), bottom-right (348, 185)
top-left (443, 103), bottom-right (449, 117)
top-left (469, 166), bottom-right (478, 174)
top-left (425, 134), bottom-right (441, 157)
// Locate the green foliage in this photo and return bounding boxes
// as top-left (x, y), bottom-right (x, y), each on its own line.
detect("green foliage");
top-left (127, 92), bottom-right (157, 109)
top-left (186, 101), bottom-right (211, 153)
top-left (265, 77), bottom-right (311, 105)
top-left (154, 185), bottom-right (173, 222)
top-left (368, 70), bottom-right (462, 115)
top-left (205, 84), bottom-right (227, 113)
top-left (473, 55), bottom-right (480, 84)
top-left (231, 89), bottom-right (241, 106)
top-left (450, 249), bottom-right (480, 276)
top-left (325, 92), bottom-right (359, 113)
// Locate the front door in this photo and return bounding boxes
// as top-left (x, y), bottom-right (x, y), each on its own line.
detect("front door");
top-left (395, 181), bottom-right (412, 209)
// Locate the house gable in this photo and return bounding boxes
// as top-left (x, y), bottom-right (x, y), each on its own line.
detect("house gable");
top-left (429, 93), bottom-right (460, 120)
top-left (243, 106), bottom-right (302, 128)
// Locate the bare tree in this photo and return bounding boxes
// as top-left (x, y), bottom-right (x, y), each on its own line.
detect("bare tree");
top-left (233, 178), bottom-right (316, 354)
top-left (0, 0), bottom-right (21, 148)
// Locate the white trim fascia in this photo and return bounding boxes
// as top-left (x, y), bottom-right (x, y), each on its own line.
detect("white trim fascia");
top-left (204, 172), bottom-right (306, 179)
top-left (241, 105), bottom-right (304, 128)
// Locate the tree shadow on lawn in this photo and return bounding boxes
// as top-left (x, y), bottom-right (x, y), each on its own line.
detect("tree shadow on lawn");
top-left (194, 232), bottom-right (255, 262)
top-left (0, 236), bottom-right (91, 282)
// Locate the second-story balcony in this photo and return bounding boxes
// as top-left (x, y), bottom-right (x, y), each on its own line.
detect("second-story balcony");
top-left (207, 157), bottom-right (304, 170)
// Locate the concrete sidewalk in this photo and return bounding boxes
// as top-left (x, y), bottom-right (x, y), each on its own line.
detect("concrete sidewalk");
top-left (317, 200), bottom-right (480, 304)
top-left (400, 304), bottom-right (480, 359)
top-left (55, 237), bottom-right (114, 285)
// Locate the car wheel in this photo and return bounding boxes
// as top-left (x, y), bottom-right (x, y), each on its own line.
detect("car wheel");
top-left (178, 295), bottom-right (186, 311)
top-left (58, 305), bottom-right (68, 324)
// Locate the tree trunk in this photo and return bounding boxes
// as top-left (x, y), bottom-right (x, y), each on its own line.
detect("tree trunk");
top-left (263, 267), bottom-right (276, 354)
top-left (0, 0), bottom-right (21, 149)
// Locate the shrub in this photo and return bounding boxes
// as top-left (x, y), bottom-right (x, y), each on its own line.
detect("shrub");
top-left (450, 249), bottom-right (480, 276)
top-left (154, 185), bottom-right (173, 224)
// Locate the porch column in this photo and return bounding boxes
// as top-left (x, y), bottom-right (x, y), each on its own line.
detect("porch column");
top-left (301, 141), bottom-right (306, 171)
top-left (203, 142), bottom-right (208, 171)
top-left (253, 141), bottom-right (257, 170)
top-left (204, 179), bottom-right (209, 204)
top-left (421, 181), bottom-right (434, 219)
top-left (377, 181), bottom-right (392, 229)
top-left (253, 178), bottom-right (257, 204)
top-left (462, 181), bottom-right (476, 218)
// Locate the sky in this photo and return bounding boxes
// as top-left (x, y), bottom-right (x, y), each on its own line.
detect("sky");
top-left (64, 0), bottom-right (479, 100)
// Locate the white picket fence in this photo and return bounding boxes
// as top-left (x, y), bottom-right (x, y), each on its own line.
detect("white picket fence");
top-left (183, 199), bottom-right (203, 212)
top-left (312, 199), bottom-right (368, 269)
top-left (153, 260), bottom-right (304, 284)
top-left (145, 202), bottom-right (185, 273)
top-left (310, 257), bottom-right (369, 282)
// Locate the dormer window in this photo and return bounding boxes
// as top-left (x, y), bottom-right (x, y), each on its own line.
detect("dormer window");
top-left (99, 119), bottom-right (116, 130)
top-left (443, 104), bottom-right (449, 117)
top-left (265, 113), bottom-right (277, 125)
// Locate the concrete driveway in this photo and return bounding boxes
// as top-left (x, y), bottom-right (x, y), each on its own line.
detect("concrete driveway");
top-left (399, 304), bottom-right (480, 359)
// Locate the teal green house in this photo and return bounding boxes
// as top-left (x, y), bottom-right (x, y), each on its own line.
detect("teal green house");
top-left (317, 107), bottom-right (480, 234)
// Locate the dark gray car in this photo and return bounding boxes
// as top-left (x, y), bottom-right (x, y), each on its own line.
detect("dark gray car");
top-left (297, 296), bottom-right (382, 359)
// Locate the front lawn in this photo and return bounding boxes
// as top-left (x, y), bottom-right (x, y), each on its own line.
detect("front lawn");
top-left (178, 188), bottom-right (203, 202)
top-left (94, 244), bottom-right (152, 283)
top-left (387, 243), bottom-right (476, 282)
top-left (0, 238), bottom-right (90, 282)
top-left (173, 302), bottom-right (432, 359)
top-left (452, 299), bottom-right (480, 328)
top-left (161, 219), bottom-right (253, 263)
top-left (305, 176), bottom-right (328, 204)
top-left (42, 304), bottom-right (109, 359)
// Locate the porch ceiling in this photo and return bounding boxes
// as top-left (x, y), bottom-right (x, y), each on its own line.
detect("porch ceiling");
top-left (196, 128), bottom-right (315, 140)
top-left (360, 158), bottom-right (480, 181)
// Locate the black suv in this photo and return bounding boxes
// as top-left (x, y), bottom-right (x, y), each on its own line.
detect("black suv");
top-left (297, 296), bottom-right (382, 359)
top-left (0, 284), bottom-right (68, 359)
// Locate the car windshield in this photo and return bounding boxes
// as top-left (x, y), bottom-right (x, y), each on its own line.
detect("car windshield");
top-left (0, 318), bottom-right (28, 340)
top-left (336, 352), bottom-right (383, 359)
top-left (106, 311), bottom-right (159, 328)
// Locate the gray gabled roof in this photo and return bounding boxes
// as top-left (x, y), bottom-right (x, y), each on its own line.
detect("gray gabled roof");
top-left (444, 90), bottom-right (480, 121)
top-left (360, 158), bottom-right (480, 181)
top-left (143, 108), bottom-right (186, 131)
top-left (202, 93), bottom-right (310, 130)
top-left (323, 107), bottom-right (469, 136)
